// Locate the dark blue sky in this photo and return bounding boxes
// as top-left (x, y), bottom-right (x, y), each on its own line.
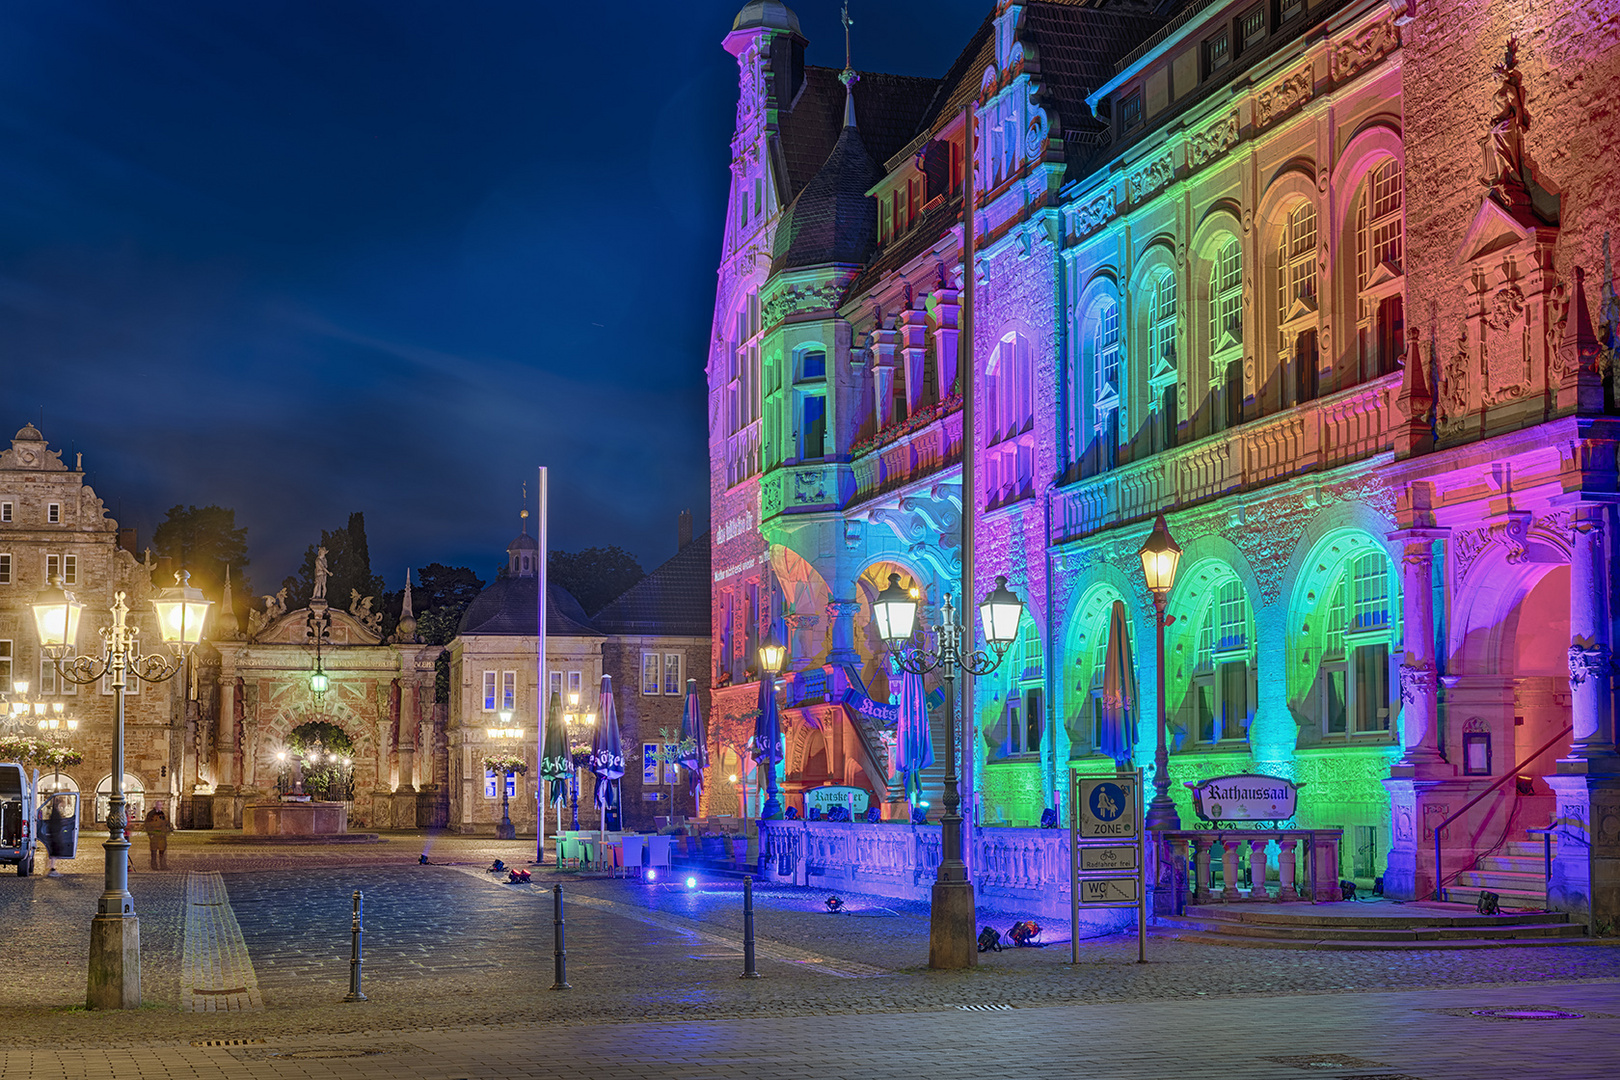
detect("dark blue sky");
top-left (0, 0), bottom-right (984, 595)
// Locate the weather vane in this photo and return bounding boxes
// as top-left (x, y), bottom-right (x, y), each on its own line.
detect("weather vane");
top-left (521, 482), bottom-right (530, 526)
top-left (841, 3), bottom-right (854, 72)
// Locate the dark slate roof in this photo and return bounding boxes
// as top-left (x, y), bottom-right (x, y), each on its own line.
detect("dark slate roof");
top-left (772, 117), bottom-right (881, 274)
top-left (458, 577), bottom-right (603, 638)
top-left (778, 66), bottom-right (939, 202)
top-left (732, 0), bottom-right (800, 34)
top-left (590, 533), bottom-right (712, 638)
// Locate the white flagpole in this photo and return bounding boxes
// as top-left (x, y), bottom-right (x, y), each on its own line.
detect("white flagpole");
top-left (535, 465), bottom-right (548, 864)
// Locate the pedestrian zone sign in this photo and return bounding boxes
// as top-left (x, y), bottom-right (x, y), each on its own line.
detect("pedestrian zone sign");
top-left (1078, 777), bottom-right (1138, 839)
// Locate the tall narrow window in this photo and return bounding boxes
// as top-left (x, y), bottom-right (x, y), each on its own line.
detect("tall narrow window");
top-left (0, 554), bottom-right (9, 585)
top-left (1209, 240), bottom-right (1243, 353)
top-left (1095, 300), bottom-right (1122, 406)
top-left (1150, 273), bottom-right (1178, 371)
top-left (0, 640), bottom-right (10, 689)
top-left (501, 671), bottom-right (516, 712)
top-left (1359, 160), bottom-right (1403, 280)
top-left (1351, 552), bottom-right (1390, 632)
top-left (641, 653), bottom-right (661, 695)
top-left (47, 503), bottom-right (60, 524)
top-left (663, 653), bottom-right (682, 695)
top-left (800, 394), bottom-right (826, 459)
top-left (482, 671), bottom-right (498, 711)
top-left (1278, 201), bottom-right (1318, 327)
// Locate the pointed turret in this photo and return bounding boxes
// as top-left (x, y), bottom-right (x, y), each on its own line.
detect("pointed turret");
top-left (217, 565), bottom-right (242, 639)
top-left (395, 567), bottom-right (419, 644)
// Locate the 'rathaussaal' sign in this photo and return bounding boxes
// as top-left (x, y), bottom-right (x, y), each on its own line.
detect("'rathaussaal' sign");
top-left (1189, 774), bottom-right (1301, 822)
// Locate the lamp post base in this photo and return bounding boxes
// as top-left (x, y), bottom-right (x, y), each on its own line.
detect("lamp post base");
top-left (87, 913), bottom-right (141, 1009)
top-left (927, 878), bottom-right (977, 970)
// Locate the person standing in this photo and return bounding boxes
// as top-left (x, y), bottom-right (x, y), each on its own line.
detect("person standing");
top-left (143, 806), bottom-right (173, 871)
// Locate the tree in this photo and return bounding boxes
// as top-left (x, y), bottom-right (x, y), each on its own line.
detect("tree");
top-left (281, 512), bottom-right (386, 614)
top-left (548, 546), bottom-right (644, 616)
top-left (406, 563), bottom-right (485, 704)
top-left (152, 505), bottom-right (250, 600)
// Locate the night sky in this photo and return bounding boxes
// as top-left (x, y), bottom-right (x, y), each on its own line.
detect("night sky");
top-left (0, 0), bottom-right (984, 596)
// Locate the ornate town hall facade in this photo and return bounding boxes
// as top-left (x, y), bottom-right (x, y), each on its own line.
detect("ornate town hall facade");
top-left (705, 0), bottom-right (1620, 924)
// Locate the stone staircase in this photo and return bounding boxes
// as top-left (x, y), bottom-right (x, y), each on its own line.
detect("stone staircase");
top-left (1442, 838), bottom-right (1552, 910)
top-left (1159, 900), bottom-right (1586, 949)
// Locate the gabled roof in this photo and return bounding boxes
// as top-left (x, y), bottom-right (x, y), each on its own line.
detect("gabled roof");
top-left (591, 533), bottom-right (712, 638)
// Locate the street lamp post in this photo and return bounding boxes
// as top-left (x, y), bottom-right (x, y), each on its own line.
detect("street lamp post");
top-left (488, 708), bottom-right (523, 840)
top-left (562, 692), bottom-right (596, 832)
top-left (1138, 514), bottom-right (1183, 831)
top-left (756, 629), bottom-right (786, 822)
top-left (32, 571), bottom-right (211, 1010)
top-left (870, 572), bottom-right (1023, 969)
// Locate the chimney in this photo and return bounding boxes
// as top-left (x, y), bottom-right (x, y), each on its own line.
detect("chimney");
top-left (678, 509), bottom-right (693, 550)
top-left (118, 528), bottom-right (137, 555)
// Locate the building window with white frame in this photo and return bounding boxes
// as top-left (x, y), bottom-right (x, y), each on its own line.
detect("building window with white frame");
top-left (47, 503), bottom-right (60, 524)
top-left (484, 768), bottom-right (515, 799)
top-left (0, 640), bottom-right (10, 689)
top-left (1188, 579), bottom-right (1251, 745)
top-left (1315, 550), bottom-right (1394, 739)
top-left (501, 671), bottom-right (516, 712)
top-left (1355, 158), bottom-right (1405, 383)
top-left (1148, 270), bottom-right (1179, 452)
top-left (482, 670), bottom-right (498, 711)
top-left (0, 554), bottom-right (10, 585)
top-left (663, 653), bottom-right (682, 695)
top-left (986, 331), bottom-right (1034, 505)
top-left (641, 652), bottom-right (661, 695)
top-left (0, 502), bottom-right (11, 522)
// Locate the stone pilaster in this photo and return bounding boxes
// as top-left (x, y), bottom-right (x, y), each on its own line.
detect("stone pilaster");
top-left (1565, 504), bottom-right (1616, 762)
top-left (825, 598), bottom-right (860, 665)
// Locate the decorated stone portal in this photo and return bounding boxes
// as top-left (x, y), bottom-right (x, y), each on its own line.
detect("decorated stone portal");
top-left (1189, 775), bottom-right (1302, 823)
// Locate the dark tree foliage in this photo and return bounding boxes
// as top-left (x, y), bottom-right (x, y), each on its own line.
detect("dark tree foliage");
top-left (407, 563), bottom-right (485, 704)
top-left (281, 512), bottom-right (387, 613)
top-left (548, 546), bottom-right (644, 616)
top-left (152, 504), bottom-right (250, 601)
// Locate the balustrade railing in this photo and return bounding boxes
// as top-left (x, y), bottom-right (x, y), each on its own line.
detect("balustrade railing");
top-left (1160, 828), bottom-right (1343, 906)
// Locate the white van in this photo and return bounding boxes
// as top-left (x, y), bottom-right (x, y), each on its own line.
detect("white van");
top-left (0, 763), bottom-right (37, 876)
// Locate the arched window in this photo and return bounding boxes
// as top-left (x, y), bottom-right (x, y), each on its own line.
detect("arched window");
top-left (1147, 270), bottom-right (1178, 451)
top-left (1209, 240), bottom-right (1243, 354)
top-left (1183, 577), bottom-right (1253, 745)
top-left (1278, 201), bottom-right (1317, 324)
top-left (986, 332), bottom-right (1034, 506)
top-left (1354, 158), bottom-right (1405, 382)
top-left (994, 613), bottom-right (1045, 759)
top-left (1094, 299), bottom-right (1121, 407)
top-left (94, 773), bottom-right (144, 825)
top-left (1309, 549), bottom-right (1394, 737)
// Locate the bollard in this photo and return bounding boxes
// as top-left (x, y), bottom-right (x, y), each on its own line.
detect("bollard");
top-left (740, 876), bottom-right (761, 979)
top-left (344, 890), bottom-right (368, 1002)
top-left (549, 884), bottom-right (571, 991)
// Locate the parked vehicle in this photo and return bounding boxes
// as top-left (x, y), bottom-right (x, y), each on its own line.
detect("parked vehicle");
top-left (0, 763), bottom-right (38, 876)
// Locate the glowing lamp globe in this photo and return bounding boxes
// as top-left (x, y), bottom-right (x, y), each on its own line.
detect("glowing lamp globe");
top-left (152, 570), bottom-right (212, 648)
top-left (758, 629), bottom-right (787, 676)
top-left (871, 573), bottom-right (918, 647)
top-left (977, 576), bottom-right (1024, 656)
top-left (1137, 514), bottom-right (1182, 596)
top-left (309, 665), bottom-right (330, 696)
top-left (31, 578), bottom-right (84, 651)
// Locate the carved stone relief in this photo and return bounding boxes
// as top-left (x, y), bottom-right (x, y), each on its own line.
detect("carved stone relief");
top-left (1128, 151), bottom-right (1175, 204)
top-left (1329, 18), bottom-right (1401, 84)
top-left (1256, 65), bottom-right (1313, 129)
top-left (1188, 112), bottom-right (1241, 170)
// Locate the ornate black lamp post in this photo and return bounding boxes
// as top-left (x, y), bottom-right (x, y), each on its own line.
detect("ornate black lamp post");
top-left (870, 572), bottom-right (1023, 969)
top-left (562, 692), bottom-right (595, 831)
top-left (1138, 514), bottom-right (1183, 830)
top-left (488, 708), bottom-right (523, 840)
top-left (33, 572), bottom-right (211, 1009)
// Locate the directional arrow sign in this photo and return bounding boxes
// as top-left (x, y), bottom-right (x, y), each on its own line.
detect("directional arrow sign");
top-left (1080, 845), bottom-right (1138, 871)
top-left (1078, 777), bottom-right (1138, 839)
top-left (1078, 876), bottom-right (1138, 905)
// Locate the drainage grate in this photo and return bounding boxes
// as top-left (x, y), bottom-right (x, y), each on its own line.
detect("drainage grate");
top-left (1333, 1075), bottom-right (1425, 1080)
top-left (191, 1038), bottom-right (266, 1047)
top-left (954, 1003), bottom-right (1012, 1011)
top-left (1262, 1054), bottom-right (1389, 1070)
top-left (192, 987), bottom-right (250, 996)
top-left (269, 1048), bottom-right (386, 1060)
top-left (1469, 1008), bottom-right (1585, 1020)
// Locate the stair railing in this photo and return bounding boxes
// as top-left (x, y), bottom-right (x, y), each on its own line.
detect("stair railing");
top-left (1433, 724), bottom-right (1572, 902)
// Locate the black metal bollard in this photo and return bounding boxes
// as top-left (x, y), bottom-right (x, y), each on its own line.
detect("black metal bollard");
top-left (740, 876), bottom-right (761, 979)
top-left (343, 890), bottom-right (368, 1002)
top-left (549, 884), bottom-right (571, 991)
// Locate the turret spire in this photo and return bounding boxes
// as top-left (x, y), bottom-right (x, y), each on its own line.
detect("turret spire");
top-left (839, 2), bottom-right (859, 128)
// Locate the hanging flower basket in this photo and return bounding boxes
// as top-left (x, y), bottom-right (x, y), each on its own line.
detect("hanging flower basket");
top-left (481, 754), bottom-right (528, 777)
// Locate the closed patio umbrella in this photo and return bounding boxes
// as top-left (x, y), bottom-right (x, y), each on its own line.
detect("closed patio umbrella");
top-left (590, 675), bottom-right (625, 842)
top-left (1099, 600), bottom-right (1139, 767)
top-left (753, 671), bottom-right (782, 813)
top-left (679, 678), bottom-right (709, 812)
top-left (893, 669), bottom-right (933, 804)
top-left (540, 690), bottom-right (571, 851)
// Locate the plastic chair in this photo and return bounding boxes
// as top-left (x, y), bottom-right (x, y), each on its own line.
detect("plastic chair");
top-left (646, 835), bottom-right (673, 872)
top-left (619, 835), bottom-right (646, 878)
top-left (557, 836), bottom-right (582, 869)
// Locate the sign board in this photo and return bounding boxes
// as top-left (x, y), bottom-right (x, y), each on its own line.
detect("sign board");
top-left (1080, 845), bottom-right (1137, 871)
top-left (1077, 777), bottom-right (1138, 839)
top-left (804, 785), bottom-right (870, 815)
top-left (1190, 774), bottom-right (1301, 822)
top-left (1078, 876), bottom-right (1138, 905)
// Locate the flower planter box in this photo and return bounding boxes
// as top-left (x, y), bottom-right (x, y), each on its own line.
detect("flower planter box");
top-left (731, 838), bottom-right (748, 861)
top-left (701, 838), bottom-right (725, 857)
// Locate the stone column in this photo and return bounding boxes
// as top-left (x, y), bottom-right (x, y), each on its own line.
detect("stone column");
top-left (215, 670), bottom-right (236, 794)
top-left (393, 679), bottom-right (414, 792)
top-left (1277, 837), bottom-right (1299, 901)
top-left (1248, 838), bottom-right (1269, 899)
top-left (1220, 838), bottom-right (1242, 901)
top-left (1193, 836), bottom-right (1214, 904)
top-left (825, 599), bottom-right (860, 666)
top-left (1566, 504), bottom-right (1615, 760)
top-left (1546, 502), bottom-right (1620, 930)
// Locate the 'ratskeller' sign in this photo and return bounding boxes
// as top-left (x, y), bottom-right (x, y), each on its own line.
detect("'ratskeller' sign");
top-left (1190, 774), bottom-right (1301, 822)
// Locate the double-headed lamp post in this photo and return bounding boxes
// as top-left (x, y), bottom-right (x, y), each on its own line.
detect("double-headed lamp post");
top-left (32, 571), bottom-right (211, 1010)
top-left (561, 692), bottom-right (596, 831)
top-left (1138, 514), bottom-right (1183, 831)
top-left (871, 572), bottom-right (1023, 969)
top-left (487, 709), bottom-right (523, 840)
top-left (757, 628), bottom-right (786, 821)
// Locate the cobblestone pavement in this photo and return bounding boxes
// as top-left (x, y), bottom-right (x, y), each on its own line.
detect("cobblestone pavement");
top-left (1, 829), bottom-right (1617, 1064)
top-left (1, 980), bottom-right (1617, 1079)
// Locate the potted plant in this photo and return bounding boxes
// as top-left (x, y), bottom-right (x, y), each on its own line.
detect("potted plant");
top-left (730, 833), bottom-right (749, 861)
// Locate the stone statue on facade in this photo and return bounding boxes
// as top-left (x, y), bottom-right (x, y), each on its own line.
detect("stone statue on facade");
top-left (312, 546), bottom-right (330, 602)
top-left (1482, 38), bottom-right (1529, 203)
top-left (349, 589), bottom-right (383, 635)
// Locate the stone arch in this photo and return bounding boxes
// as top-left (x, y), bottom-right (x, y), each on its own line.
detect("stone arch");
top-left (1450, 553), bottom-right (1566, 678)
top-left (1163, 533), bottom-right (1262, 750)
top-left (1057, 575), bottom-right (1140, 760)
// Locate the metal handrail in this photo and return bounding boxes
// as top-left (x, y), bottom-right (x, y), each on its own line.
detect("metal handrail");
top-left (1433, 724), bottom-right (1572, 901)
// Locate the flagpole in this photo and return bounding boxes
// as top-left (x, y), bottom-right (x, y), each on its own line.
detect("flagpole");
top-left (535, 465), bottom-right (549, 865)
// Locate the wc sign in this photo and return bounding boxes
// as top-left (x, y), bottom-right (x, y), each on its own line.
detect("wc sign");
top-left (1077, 777), bottom-right (1138, 839)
